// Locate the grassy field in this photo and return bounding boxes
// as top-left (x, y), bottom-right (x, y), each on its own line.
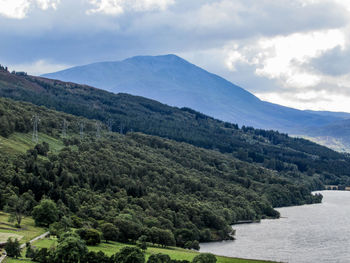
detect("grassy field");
top-left (0, 212), bottom-right (47, 263)
top-left (0, 212), bottom-right (46, 245)
top-left (0, 132), bottom-right (65, 155)
top-left (4, 237), bottom-right (277, 263)
top-left (0, 232), bottom-right (23, 244)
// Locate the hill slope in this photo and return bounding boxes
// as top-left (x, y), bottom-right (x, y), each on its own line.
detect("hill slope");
top-left (302, 118), bottom-right (350, 152)
top-left (0, 96), bottom-right (325, 247)
top-left (42, 55), bottom-right (340, 133)
top-left (1, 68), bottom-right (350, 187)
top-left (304, 110), bottom-right (350, 119)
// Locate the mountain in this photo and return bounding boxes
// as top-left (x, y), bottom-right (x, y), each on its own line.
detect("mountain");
top-left (302, 118), bottom-right (350, 152)
top-left (42, 54), bottom-right (341, 134)
top-left (1, 62), bottom-right (349, 259)
top-left (304, 110), bottom-right (350, 119)
top-left (293, 111), bottom-right (350, 152)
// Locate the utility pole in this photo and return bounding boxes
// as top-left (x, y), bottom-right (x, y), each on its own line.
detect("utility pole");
top-left (96, 121), bottom-right (102, 138)
top-left (79, 121), bottom-right (85, 139)
top-left (120, 123), bottom-right (123, 135)
top-left (107, 119), bottom-right (113, 133)
top-left (62, 119), bottom-right (68, 138)
top-left (32, 114), bottom-right (39, 143)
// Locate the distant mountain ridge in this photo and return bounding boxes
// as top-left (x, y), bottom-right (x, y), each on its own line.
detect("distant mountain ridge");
top-left (42, 54), bottom-right (341, 133)
top-left (42, 54), bottom-right (350, 151)
top-left (304, 110), bottom-right (350, 120)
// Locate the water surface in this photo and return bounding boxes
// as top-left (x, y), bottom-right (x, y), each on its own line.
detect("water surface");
top-left (200, 191), bottom-right (350, 263)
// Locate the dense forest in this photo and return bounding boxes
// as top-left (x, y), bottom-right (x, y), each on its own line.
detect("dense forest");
top-left (0, 96), bottom-right (322, 249)
top-left (0, 69), bottom-right (350, 186)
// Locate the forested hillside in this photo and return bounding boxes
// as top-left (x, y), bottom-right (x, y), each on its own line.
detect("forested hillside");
top-left (0, 97), bottom-right (323, 249)
top-left (1, 69), bottom-right (350, 186)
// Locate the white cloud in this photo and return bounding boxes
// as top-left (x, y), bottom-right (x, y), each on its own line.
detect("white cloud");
top-left (226, 29), bottom-right (346, 88)
top-left (255, 90), bottom-right (350, 112)
top-left (303, 0), bottom-right (350, 11)
top-left (8, 60), bottom-right (72, 76)
top-left (0, 0), bottom-right (60, 19)
top-left (2, 0), bottom-right (350, 113)
top-left (225, 50), bottom-right (247, 71)
top-left (87, 0), bottom-right (123, 15)
top-left (36, 0), bottom-right (60, 10)
top-left (0, 0), bottom-right (31, 19)
top-left (130, 0), bottom-right (175, 11)
top-left (221, 28), bottom-right (350, 112)
top-left (87, 0), bottom-right (174, 15)
top-left (192, 1), bottom-right (244, 30)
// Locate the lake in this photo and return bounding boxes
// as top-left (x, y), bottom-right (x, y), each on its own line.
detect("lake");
top-left (200, 191), bottom-right (350, 263)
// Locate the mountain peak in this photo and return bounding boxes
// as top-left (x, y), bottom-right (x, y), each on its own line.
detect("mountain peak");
top-left (123, 54), bottom-right (189, 65)
top-left (42, 54), bottom-right (340, 134)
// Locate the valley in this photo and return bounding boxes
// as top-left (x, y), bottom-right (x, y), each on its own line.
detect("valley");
top-left (2, 1), bottom-right (350, 262)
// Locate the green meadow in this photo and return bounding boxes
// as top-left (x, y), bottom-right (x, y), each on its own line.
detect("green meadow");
top-left (5, 236), bottom-right (276, 263)
top-left (0, 213), bottom-right (275, 263)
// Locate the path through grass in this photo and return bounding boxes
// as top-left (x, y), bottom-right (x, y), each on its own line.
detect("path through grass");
top-left (0, 212), bottom-right (46, 244)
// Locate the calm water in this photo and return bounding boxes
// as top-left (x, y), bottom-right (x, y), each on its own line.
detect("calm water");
top-left (200, 191), bottom-right (350, 263)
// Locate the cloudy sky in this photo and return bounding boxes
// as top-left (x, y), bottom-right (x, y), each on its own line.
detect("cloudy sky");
top-left (1, 0), bottom-right (350, 112)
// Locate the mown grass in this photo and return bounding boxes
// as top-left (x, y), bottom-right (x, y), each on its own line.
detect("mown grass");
top-left (0, 212), bottom-right (47, 263)
top-left (16, 237), bottom-right (275, 263)
top-left (0, 212), bottom-right (46, 245)
top-left (3, 249), bottom-right (35, 263)
top-left (0, 232), bottom-right (23, 244)
top-left (5, 258), bottom-right (33, 263)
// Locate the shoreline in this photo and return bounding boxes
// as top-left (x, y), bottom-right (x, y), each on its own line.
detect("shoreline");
top-left (199, 191), bottom-right (350, 263)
